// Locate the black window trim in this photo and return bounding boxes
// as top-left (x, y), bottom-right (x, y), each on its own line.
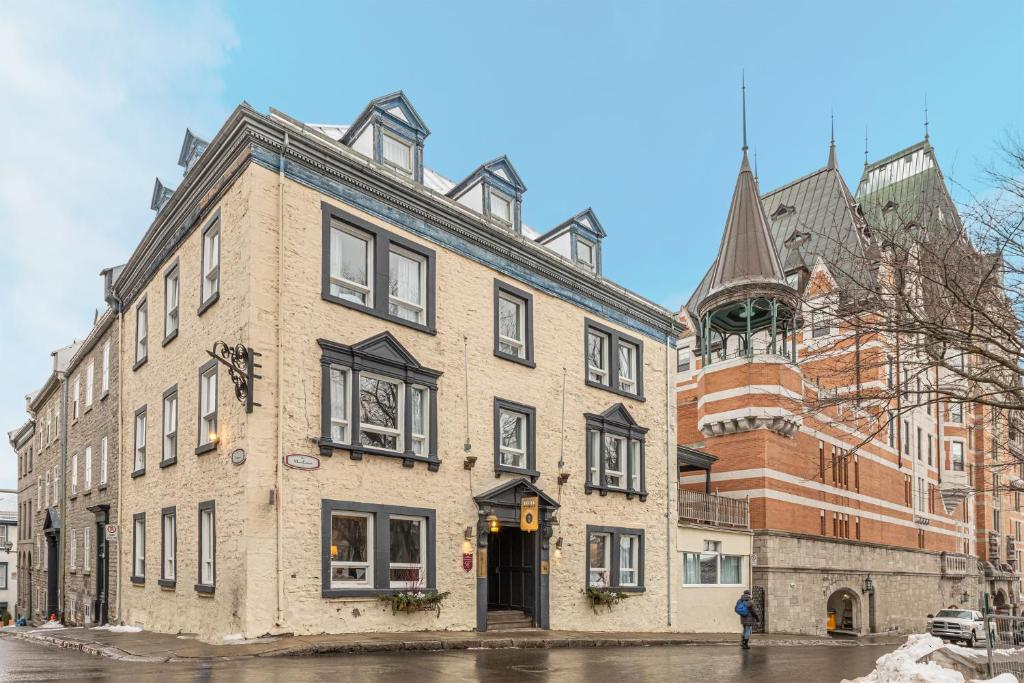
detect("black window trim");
top-left (320, 499), bottom-right (436, 599)
top-left (493, 279), bottom-right (535, 368)
top-left (131, 512), bottom-right (145, 584)
top-left (584, 318), bottom-right (645, 401)
top-left (133, 296), bottom-right (148, 371)
top-left (196, 499), bottom-right (216, 593)
top-left (162, 259), bottom-right (180, 347)
top-left (195, 359), bottom-right (218, 455)
top-left (317, 334), bottom-right (441, 470)
top-left (584, 404), bottom-right (649, 500)
top-left (160, 384), bottom-right (178, 468)
top-left (197, 211), bottom-right (221, 316)
top-left (131, 405), bottom-right (147, 479)
top-left (493, 397), bottom-right (539, 481)
top-left (321, 202), bottom-right (437, 335)
top-left (584, 524), bottom-right (645, 593)
top-left (159, 506), bottom-right (176, 588)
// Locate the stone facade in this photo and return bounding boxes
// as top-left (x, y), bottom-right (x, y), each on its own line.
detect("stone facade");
top-left (752, 532), bottom-right (980, 636)
top-left (62, 312), bottom-right (119, 626)
top-left (9, 422), bottom-right (34, 619)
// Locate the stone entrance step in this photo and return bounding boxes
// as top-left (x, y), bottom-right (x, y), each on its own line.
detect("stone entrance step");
top-left (487, 610), bottom-right (535, 630)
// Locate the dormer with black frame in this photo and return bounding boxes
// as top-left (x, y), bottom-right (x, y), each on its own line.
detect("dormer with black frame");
top-left (318, 332), bottom-right (442, 471)
top-left (585, 404), bottom-right (648, 500)
top-left (446, 156), bottom-right (526, 234)
top-left (537, 208), bottom-right (606, 275)
top-left (339, 91), bottom-right (430, 183)
top-left (178, 129), bottom-right (210, 175)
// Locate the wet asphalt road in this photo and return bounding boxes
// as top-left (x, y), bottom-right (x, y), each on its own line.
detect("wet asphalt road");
top-left (0, 637), bottom-right (895, 682)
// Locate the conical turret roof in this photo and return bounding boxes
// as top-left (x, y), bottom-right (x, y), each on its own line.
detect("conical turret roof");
top-left (703, 151), bottom-right (788, 305)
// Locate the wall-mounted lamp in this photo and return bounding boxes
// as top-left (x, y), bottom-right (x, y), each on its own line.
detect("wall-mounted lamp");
top-left (486, 513), bottom-right (500, 533)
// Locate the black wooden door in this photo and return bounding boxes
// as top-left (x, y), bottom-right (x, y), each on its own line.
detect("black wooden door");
top-left (487, 529), bottom-right (536, 614)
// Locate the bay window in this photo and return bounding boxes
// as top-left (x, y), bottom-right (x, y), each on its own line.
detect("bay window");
top-left (494, 280), bottom-right (534, 366)
top-left (493, 398), bottom-right (538, 479)
top-left (585, 404), bottom-right (648, 499)
top-left (322, 204), bottom-right (436, 333)
top-left (585, 525), bottom-right (645, 591)
top-left (584, 319), bottom-right (645, 399)
top-left (322, 500), bottom-right (435, 597)
top-left (319, 333), bottom-right (440, 468)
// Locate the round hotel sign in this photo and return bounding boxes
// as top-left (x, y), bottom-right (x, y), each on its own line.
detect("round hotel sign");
top-left (283, 453), bottom-right (320, 471)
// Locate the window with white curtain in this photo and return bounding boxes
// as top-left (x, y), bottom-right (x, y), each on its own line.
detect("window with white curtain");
top-left (100, 437), bottom-right (108, 485)
top-left (101, 339), bottom-right (110, 393)
top-left (683, 540), bottom-right (744, 586)
top-left (199, 503), bottom-right (215, 587)
top-left (163, 389), bottom-right (178, 462)
top-left (72, 377), bottom-right (80, 420)
top-left (588, 531), bottom-right (610, 587)
top-left (388, 246), bottom-right (425, 323)
top-left (411, 386), bottom-right (428, 456)
top-left (618, 341), bottom-right (638, 394)
top-left (587, 526), bottom-right (644, 590)
top-left (381, 132), bottom-right (412, 174)
top-left (619, 534), bottom-right (640, 586)
top-left (587, 329), bottom-right (609, 384)
top-left (199, 362), bottom-right (218, 449)
top-left (69, 529), bottom-right (77, 569)
top-left (70, 454), bottom-right (78, 495)
top-left (133, 515), bottom-right (145, 579)
top-left (329, 223), bottom-right (373, 305)
top-left (201, 220), bottom-right (220, 306)
top-left (162, 510), bottom-right (176, 581)
top-left (329, 367), bottom-right (349, 443)
top-left (135, 299), bottom-right (148, 365)
top-left (84, 446), bottom-right (92, 490)
top-left (133, 408), bottom-right (146, 474)
top-left (585, 404), bottom-right (647, 497)
top-left (83, 527), bottom-right (91, 572)
top-left (498, 292), bottom-right (526, 358)
top-left (85, 362), bottom-right (94, 407)
top-left (165, 265), bottom-right (180, 338)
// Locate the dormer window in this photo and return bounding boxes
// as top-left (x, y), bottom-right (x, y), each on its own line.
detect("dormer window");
top-left (489, 189), bottom-right (512, 224)
top-left (381, 132), bottom-right (413, 175)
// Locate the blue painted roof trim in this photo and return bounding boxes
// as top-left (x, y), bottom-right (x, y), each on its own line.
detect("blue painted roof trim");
top-left (251, 144), bottom-right (671, 344)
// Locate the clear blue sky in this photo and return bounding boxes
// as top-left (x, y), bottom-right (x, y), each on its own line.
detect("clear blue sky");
top-left (1, 1), bottom-right (1021, 487)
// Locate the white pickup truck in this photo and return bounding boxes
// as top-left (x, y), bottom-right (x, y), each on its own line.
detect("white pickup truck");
top-left (927, 609), bottom-right (994, 647)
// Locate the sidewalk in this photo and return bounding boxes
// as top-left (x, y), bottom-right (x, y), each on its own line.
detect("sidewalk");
top-left (1, 626), bottom-right (906, 662)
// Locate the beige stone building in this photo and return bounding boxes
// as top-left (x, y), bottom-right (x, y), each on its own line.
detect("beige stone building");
top-left (112, 93), bottom-right (678, 639)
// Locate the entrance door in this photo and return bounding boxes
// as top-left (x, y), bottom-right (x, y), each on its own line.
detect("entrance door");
top-left (46, 534), bottom-right (59, 619)
top-left (487, 528), bottom-right (536, 615)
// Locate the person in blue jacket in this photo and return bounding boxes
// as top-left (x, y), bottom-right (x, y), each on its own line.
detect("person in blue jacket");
top-left (735, 589), bottom-right (761, 649)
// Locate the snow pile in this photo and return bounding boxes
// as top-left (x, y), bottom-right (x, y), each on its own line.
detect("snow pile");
top-left (221, 633), bottom-right (279, 645)
top-left (842, 634), bottom-right (1020, 683)
top-left (92, 624), bottom-right (143, 633)
top-left (37, 621), bottom-right (65, 630)
top-left (947, 643), bottom-right (1024, 659)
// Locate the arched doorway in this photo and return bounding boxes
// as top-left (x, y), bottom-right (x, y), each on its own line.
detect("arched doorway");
top-left (994, 589), bottom-right (1009, 613)
top-left (827, 588), bottom-right (860, 635)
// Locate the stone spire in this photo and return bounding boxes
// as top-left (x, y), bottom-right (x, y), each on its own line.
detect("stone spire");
top-left (826, 112), bottom-right (837, 170)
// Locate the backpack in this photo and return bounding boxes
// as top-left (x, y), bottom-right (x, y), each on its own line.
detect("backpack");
top-left (735, 598), bottom-right (749, 617)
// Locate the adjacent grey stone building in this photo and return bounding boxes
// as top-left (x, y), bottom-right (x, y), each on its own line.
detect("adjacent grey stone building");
top-left (62, 296), bottom-right (119, 626)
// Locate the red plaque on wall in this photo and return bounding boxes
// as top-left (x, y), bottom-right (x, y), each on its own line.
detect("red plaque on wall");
top-left (462, 552), bottom-right (473, 572)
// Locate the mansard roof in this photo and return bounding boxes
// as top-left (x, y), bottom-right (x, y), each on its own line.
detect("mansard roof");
top-left (340, 90), bottom-right (430, 144)
top-left (446, 155), bottom-right (527, 198)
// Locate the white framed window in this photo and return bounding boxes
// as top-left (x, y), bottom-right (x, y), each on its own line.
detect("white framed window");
top-left (101, 340), bottom-right (110, 393)
top-left (619, 534), bottom-right (640, 587)
top-left (134, 409), bottom-right (147, 473)
top-left (37, 476), bottom-right (42, 510)
top-left (329, 222), bottom-right (374, 305)
top-left (44, 471), bottom-right (50, 507)
top-left (587, 329), bottom-right (610, 385)
top-left (163, 390), bottom-right (178, 461)
top-left (950, 402), bottom-right (964, 423)
top-left (589, 430), bottom-right (600, 484)
top-left (135, 299), bottom-right (148, 365)
top-left (381, 132), bottom-right (412, 174)
top-left (53, 465), bottom-right (59, 505)
top-left (951, 441), bottom-right (965, 472)
top-left (329, 366), bottom-right (350, 443)
top-left (618, 341), bottom-right (638, 394)
top-left (72, 377), bottom-right (80, 420)
top-left (388, 245), bottom-right (426, 324)
top-left (330, 511), bottom-right (373, 589)
top-left (199, 504), bottom-right (215, 587)
top-left (162, 511), bottom-right (176, 581)
top-left (69, 529), bottom-right (77, 569)
top-left (199, 364), bottom-right (218, 448)
top-left (100, 437), bottom-right (108, 485)
top-left (83, 527), bottom-right (91, 572)
top-left (497, 290), bottom-right (527, 358)
top-left (603, 435), bottom-right (625, 488)
top-left (489, 189), bottom-right (512, 223)
top-left (358, 373), bottom-right (403, 452)
top-left (389, 515), bottom-right (426, 588)
top-left (165, 266), bottom-right (179, 337)
top-left (133, 516), bottom-right (145, 578)
top-left (498, 408), bottom-right (528, 469)
top-left (588, 531), bottom-right (610, 587)
top-left (71, 454), bottom-right (78, 495)
top-left (411, 386), bottom-right (429, 456)
top-left (84, 446), bottom-right (92, 490)
top-left (629, 440), bottom-right (641, 491)
top-left (576, 238), bottom-right (596, 271)
top-left (85, 362), bottom-right (94, 407)
top-left (682, 540), bottom-right (745, 586)
top-left (201, 220), bottom-right (220, 305)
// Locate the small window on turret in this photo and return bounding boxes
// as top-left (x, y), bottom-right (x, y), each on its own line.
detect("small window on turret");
top-left (576, 238), bottom-right (596, 271)
top-left (489, 189), bottom-right (512, 224)
top-left (382, 133), bottom-right (412, 175)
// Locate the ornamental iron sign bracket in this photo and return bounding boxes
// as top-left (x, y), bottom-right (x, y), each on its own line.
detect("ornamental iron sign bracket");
top-left (207, 341), bottom-right (262, 413)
